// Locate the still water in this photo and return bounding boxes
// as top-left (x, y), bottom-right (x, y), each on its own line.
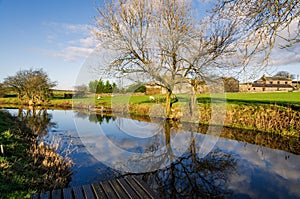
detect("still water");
top-left (8, 109), bottom-right (300, 198)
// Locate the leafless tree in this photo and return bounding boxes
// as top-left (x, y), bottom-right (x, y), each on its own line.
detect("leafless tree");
top-left (214, 0), bottom-right (300, 65)
top-left (3, 69), bottom-right (56, 105)
top-left (94, 0), bottom-right (239, 117)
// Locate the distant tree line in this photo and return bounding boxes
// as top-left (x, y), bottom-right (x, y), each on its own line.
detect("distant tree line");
top-left (88, 79), bottom-right (145, 94)
top-left (88, 79), bottom-right (117, 93)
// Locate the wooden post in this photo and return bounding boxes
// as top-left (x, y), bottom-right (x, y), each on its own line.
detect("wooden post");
top-left (1, 144), bottom-right (4, 156)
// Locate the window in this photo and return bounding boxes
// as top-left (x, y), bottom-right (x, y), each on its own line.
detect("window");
top-left (277, 81), bottom-right (280, 84)
top-left (270, 81), bottom-right (273, 84)
top-left (285, 82), bottom-right (288, 84)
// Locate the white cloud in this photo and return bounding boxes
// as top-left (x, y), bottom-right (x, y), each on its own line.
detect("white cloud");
top-left (79, 37), bottom-right (97, 48)
top-left (48, 46), bottom-right (94, 62)
top-left (270, 48), bottom-right (300, 66)
top-left (61, 23), bottom-right (93, 35)
top-left (269, 17), bottom-right (300, 66)
top-left (43, 21), bottom-right (92, 34)
top-left (41, 22), bottom-right (98, 62)
top-left (46, 34), bottom-right (57, 43)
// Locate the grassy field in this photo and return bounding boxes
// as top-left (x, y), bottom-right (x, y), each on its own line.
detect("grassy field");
top-left (224, 92), bottom-right (300, 106)
top-left (1, 91), bottom-right (300, 109)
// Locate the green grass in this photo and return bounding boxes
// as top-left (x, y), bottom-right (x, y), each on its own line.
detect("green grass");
top-left (0, 97), bottom-right (19, 106)
top-left (186, 92), bottom-right (300, 106)
top-left (0, 111), bottom-right (36, 198)
top-left (0, 111), bottom-right (72, 198)
top-left (1, 91), bottom-right (300, 109)
top-left (224, 92), bottom-right (300, 106)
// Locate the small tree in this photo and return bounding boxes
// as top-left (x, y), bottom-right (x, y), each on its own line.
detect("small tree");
top-left (88, 80), bottom-right (98, 93)
top-left (274, 71), bottom-right (295, 79)
top-left (3, 69), bottom-right (56, 105)
top-left (103, 80), bottom-right (113, 93)
top-left (0, 83), bottom-right (5, 98)
top-left (112, 82), bottom-right (118, 92)
top-left (74, 84), bottom-right (88, 98)
top-left (96, 79), bottom-right (104, 94)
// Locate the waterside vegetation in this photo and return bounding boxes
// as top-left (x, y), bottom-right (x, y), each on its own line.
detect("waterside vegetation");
top-left (1, 91), bottom-right (300, 138)
top-left (0, 110), bottom-right (72, 198)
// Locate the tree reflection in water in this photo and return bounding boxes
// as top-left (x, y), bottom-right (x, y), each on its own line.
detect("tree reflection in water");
top-left (88, 112), bottom-right (116, 124)
top-left (135, 121), bottom-right (236, 198)
top-left (89, 113), bottom-right (237, 198)
top-left (17, 107), bottom-right (55, 134)
top-left (139, 150), bottom-right (236, 198)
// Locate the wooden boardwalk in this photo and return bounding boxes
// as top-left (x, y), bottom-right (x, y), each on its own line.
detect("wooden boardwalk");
top-left (30, 176), bottom-right (157, 199)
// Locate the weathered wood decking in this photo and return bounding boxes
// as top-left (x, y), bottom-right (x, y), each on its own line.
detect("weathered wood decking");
top-left (30, 176), bottom-right (157, 199)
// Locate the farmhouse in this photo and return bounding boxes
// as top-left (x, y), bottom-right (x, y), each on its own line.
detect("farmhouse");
top-left (145, 80), bottom-right (193, 95)
top-left (222, 77), bottom-right (239, 92)
top-left (249, 74), bottom-right (294, 92)
top-left (145, 77), bottom-right (239, 94)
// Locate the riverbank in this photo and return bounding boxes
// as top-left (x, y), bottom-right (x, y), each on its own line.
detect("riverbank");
top-left (1, 92), bottom-right (300, 137)
top-left (0, 111), bottom-right (72, 198)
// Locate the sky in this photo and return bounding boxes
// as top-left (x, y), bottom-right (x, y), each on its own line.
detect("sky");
top-left (0, 0), bottom-right (299, 90)
top-left (0, 0), bottom-right (99, 90)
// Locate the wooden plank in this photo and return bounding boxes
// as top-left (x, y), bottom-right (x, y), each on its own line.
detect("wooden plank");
top-left (107, 180), bottom-right (123, 199)
top-left (91, 183), bottom-right (107, 199)
top-left (125, 176), bottom-right (153, 199)
top-left (132, 177), bottom-right (156, 199)
top-left (40, 191), bottom-right (50, 199)
top-left (110, 179), bottom-right (131, 199)
top-left (82, 184), bottom-right (95, 199)
top-left (52, 189), bottom-right (62, 199)
top-left (118, 178), bottom-right (140, 199)
top-left (30, 194), bottom-right (39, 199)
top-left (31, 177), bottom-right (157, 199)
top-left (100, 181), bottom-right (119, 199)
top-left (72, 186), bottom-right (85, 199)
top-left (63, 188), bottom-right (73, 199)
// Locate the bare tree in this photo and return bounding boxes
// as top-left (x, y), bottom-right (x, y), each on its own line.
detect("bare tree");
top-left (214, 0), bottom-right (300, 65)
top-left (74, 84), bottom-right (88, 97)
top-left (3, 69), bottom-right (56, 105)
top-left (274, 70), bottom-right (295, 79)
top-left (94, 0), bottom-right (239, 117)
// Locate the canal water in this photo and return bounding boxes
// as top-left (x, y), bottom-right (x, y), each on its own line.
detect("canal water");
top-left (7, 109), bottom-right (300, 198)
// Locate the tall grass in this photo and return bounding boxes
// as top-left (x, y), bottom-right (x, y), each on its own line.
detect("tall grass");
top-left (0, 111), bottom-right (72, 198)
top-left (225, 104), bottom-right (300, 136)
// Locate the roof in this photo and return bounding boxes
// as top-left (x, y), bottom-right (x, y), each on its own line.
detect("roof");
top-left (252, 83), bottom-right (294, 88)
top-left (261, 75), bottom-right (291, 81)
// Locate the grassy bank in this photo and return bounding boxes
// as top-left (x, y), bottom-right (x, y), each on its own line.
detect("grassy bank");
top-left (0, 111), bottom-right (72, 198)
top-left (1, 91), bottom-right (299, 108)
top-left (1, 92), bottom-right (300, 137)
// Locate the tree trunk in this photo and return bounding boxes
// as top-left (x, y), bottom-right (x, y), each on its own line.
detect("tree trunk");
top-left (190, 85), bottom-right (197, 115)
top-left (165, 90), bottom-right (172, 118)
top-left (189, 82), bottom-right (198, 120)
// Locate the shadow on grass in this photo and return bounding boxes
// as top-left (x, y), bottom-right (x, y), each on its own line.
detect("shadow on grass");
top-left (196, 97), bottom-right (300, 110)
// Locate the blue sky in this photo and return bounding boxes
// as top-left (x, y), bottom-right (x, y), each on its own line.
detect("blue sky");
top-left (0, 0), bottom-right (299, 90)
top-left (0, 0), bottom-right (99, 90)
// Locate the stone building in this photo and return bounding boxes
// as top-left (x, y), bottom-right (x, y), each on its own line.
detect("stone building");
top-left (145, 77), bottom-right (239, 94)
top-left (250, 75), bottom-right (294, 92)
